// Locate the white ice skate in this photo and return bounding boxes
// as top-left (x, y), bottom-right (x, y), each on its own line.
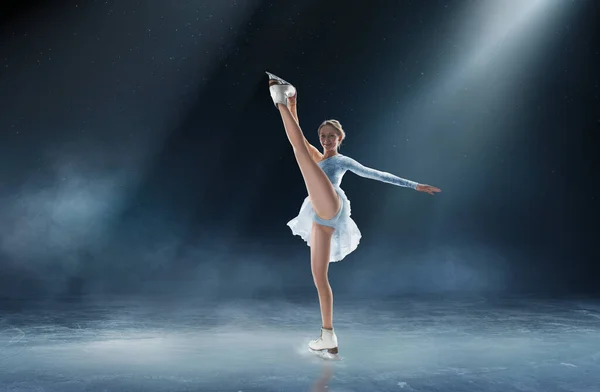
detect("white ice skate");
top-left (266, 71), bottom-right (296, 107)
top-left (309, 328), bottom-right (339, 358)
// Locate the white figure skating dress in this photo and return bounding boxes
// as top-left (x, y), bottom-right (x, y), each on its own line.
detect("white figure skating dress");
top-left (287, 154), bottom-right (418, 262)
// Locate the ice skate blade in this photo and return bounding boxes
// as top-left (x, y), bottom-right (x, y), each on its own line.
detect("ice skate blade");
top-left (309, 346), bottom-right (339, 355)
top-left (265, 71), bottom-right (292, 86)
top-left (309, 347), bottom-right (342, 361)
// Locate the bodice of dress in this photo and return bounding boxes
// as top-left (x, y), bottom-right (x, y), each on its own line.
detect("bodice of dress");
top-left (317, 154), bottom-right (418, 190)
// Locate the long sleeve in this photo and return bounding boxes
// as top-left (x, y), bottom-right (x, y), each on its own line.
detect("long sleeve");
top-left (343, 156), bottom-right (419, 190)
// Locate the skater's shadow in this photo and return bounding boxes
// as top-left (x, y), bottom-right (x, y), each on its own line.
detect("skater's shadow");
top-left (311, 362), bottom-right (334, 392)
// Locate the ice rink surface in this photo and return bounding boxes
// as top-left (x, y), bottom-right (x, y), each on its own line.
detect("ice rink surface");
top-left (1, 296), bottom-right (599, 391)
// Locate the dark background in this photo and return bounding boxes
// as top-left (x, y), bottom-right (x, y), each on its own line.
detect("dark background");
top-left (0, 0), bottom-right (598, 301)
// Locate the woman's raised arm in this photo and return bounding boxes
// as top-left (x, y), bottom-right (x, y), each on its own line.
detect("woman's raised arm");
top-left (289, 93), bottom-right (324, 163)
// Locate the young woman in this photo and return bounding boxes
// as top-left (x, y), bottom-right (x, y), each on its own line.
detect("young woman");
top-left (266, 72), bottom-right (441, 355)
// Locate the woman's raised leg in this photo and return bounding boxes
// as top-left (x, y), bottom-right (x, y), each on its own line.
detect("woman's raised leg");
top-left (276, 104), bottom-right (340, 220)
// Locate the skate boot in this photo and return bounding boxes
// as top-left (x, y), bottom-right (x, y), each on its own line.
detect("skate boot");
top-left (309, 327), bottom-right (338, 354)
top-left (266, 71), bottom-right (296, 107)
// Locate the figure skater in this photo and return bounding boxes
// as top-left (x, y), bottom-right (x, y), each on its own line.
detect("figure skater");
top-left (266, 72), bottom-right (441, 355)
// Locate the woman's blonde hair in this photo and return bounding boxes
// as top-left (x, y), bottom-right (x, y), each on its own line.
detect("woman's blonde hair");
top-left (318, 119), bottom-right (346, 148)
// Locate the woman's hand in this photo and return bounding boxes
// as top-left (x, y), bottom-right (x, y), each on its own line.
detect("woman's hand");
top-left (288, 91), bottom-right (298, 122)
top-left (416, 184), bottom-right (441, 195)
top-left (288, 91), bottom-right (297, 107)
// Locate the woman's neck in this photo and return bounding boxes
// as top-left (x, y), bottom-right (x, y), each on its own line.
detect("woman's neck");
top-left (322, 150), bottom-right (339, 159)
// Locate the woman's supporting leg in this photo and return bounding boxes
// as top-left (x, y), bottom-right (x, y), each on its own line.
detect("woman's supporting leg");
top-left (277, 104), bottom-right (340, 220)
top-left (310, 222), bottom-right (335, 329)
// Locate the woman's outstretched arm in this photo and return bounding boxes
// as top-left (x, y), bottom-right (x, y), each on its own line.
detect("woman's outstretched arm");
top-left (344, 156), bottom-right (441, 195)
top-left (344, 156), bottom-right (418, 189)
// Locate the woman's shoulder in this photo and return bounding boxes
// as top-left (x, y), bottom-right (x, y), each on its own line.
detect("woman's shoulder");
top-left (337, 154), bottom-right (356, 163)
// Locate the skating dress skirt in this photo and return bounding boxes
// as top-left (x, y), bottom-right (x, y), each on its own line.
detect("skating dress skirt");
top-left (286, 154), bottom-right (418, 262)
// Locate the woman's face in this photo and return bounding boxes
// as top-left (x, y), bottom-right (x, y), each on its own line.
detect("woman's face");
top-left (319, 125), bottom-right (341, 152)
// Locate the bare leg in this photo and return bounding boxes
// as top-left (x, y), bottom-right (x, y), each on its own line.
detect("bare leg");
top-left (276, 104), bottom-right (340, 220)
top-left (311, 222), bottom-right (335, 329)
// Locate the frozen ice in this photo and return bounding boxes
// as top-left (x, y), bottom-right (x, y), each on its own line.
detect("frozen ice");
top-left (0, 296), bottom-right (599, 391)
